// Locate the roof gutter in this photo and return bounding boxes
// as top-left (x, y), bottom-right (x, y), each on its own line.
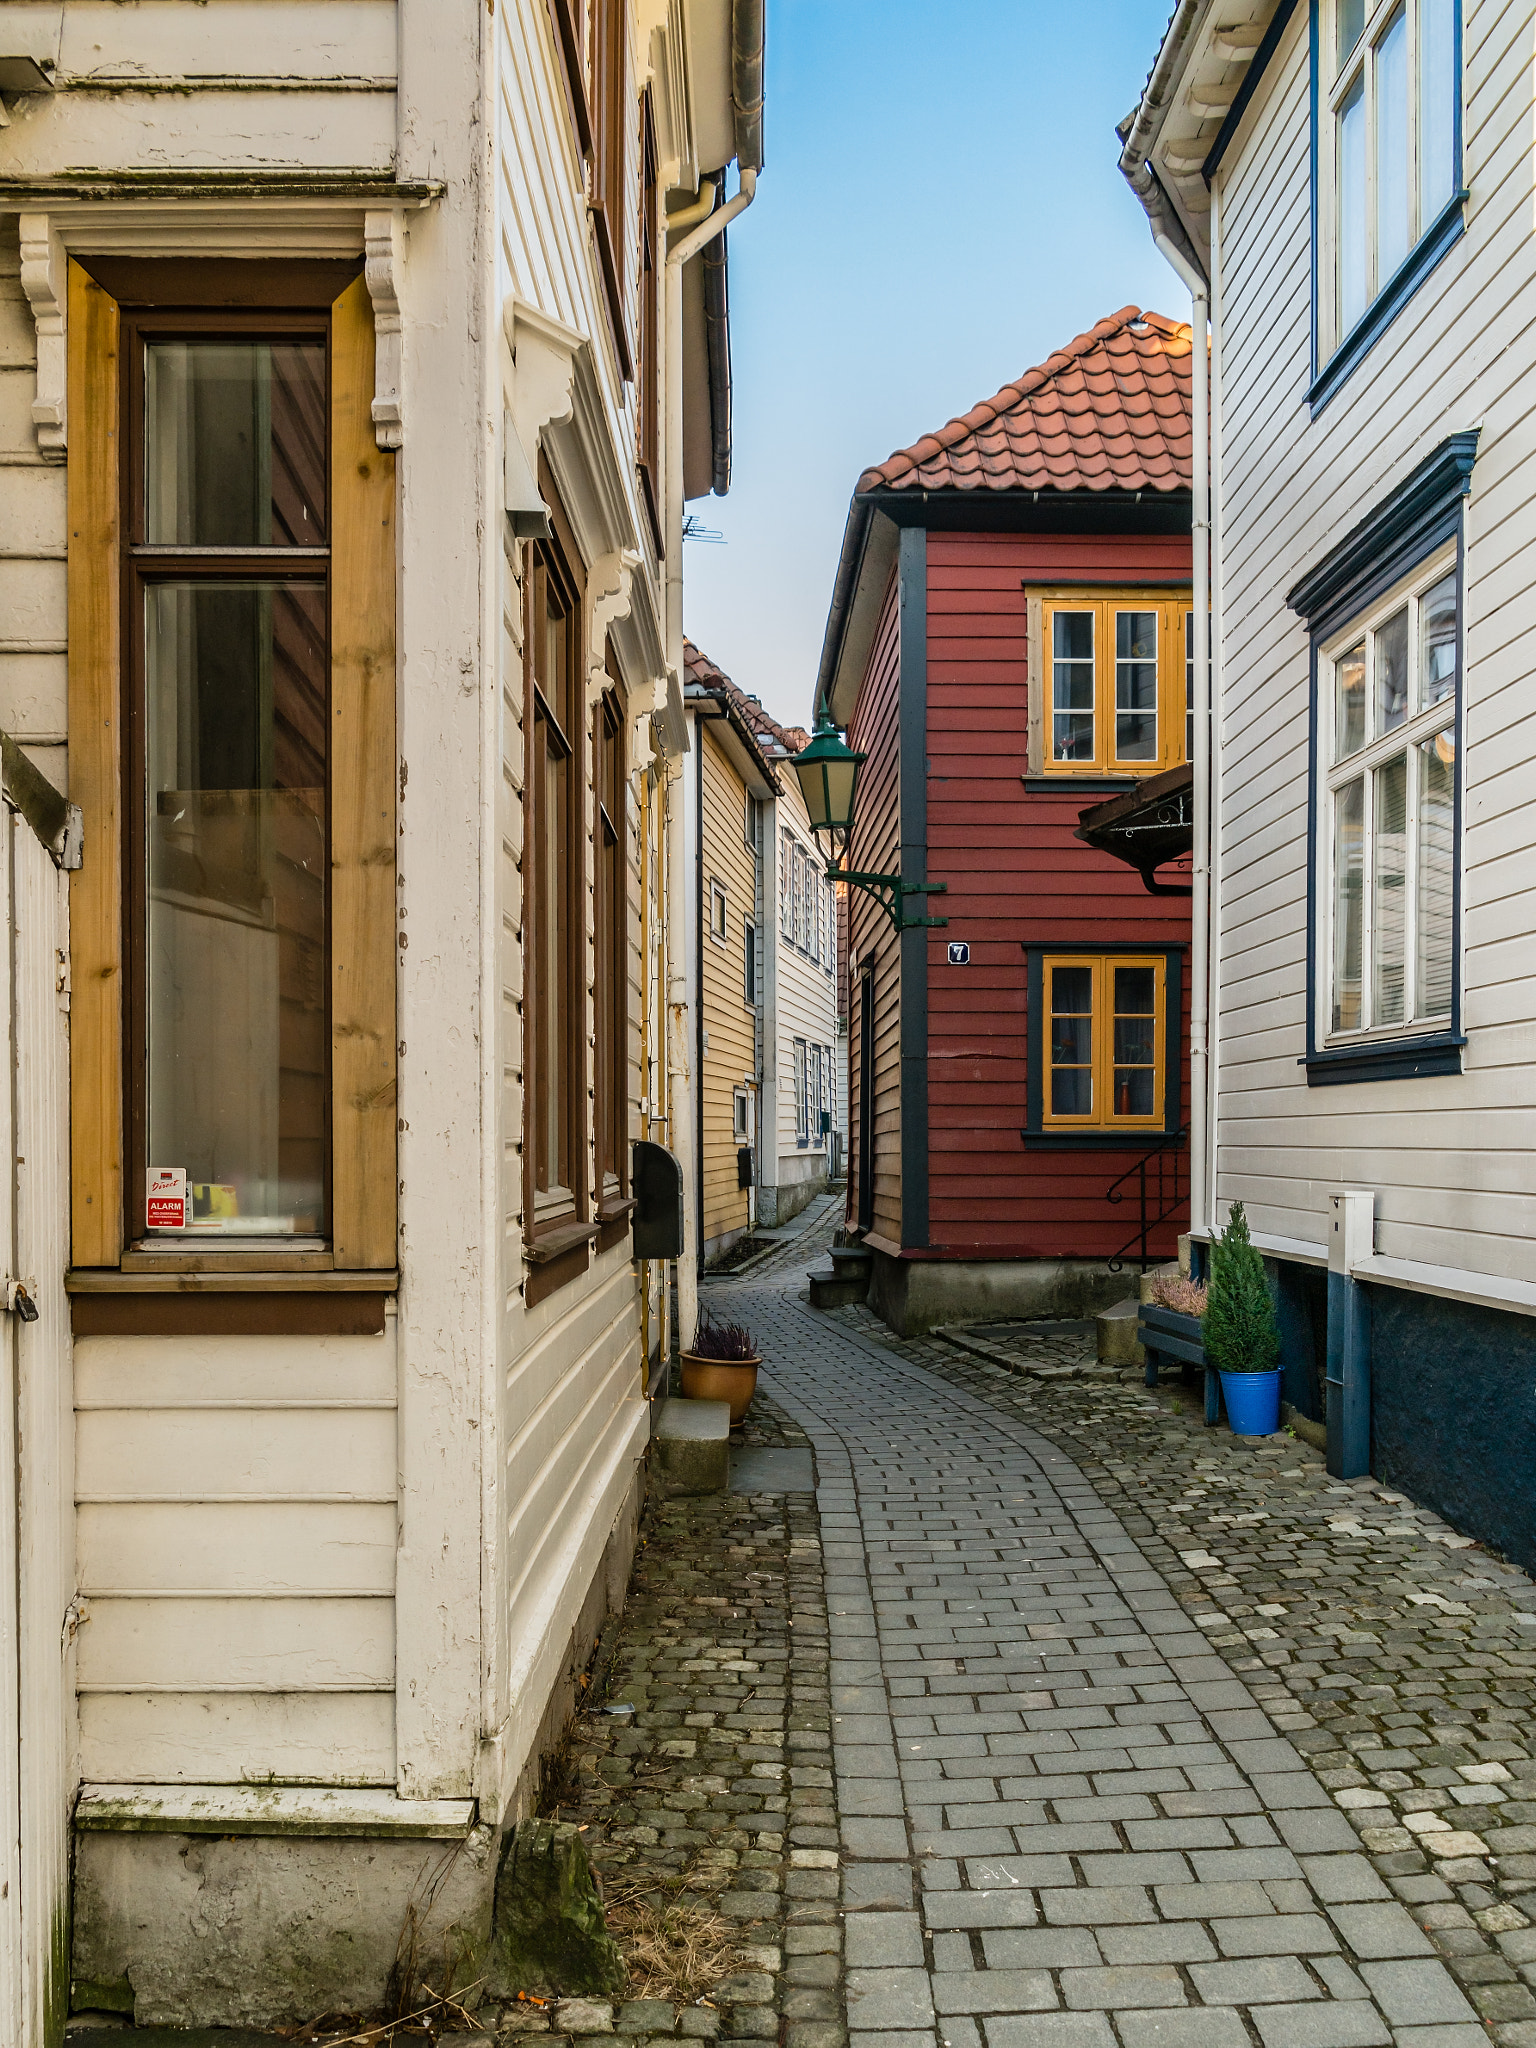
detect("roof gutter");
top-left (811, 494), bottom-right (874, 726)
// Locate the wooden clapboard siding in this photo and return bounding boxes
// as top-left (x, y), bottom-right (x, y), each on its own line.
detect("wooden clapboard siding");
top-left (925, 531), bottom-right (1192, 1260)
top-left (1211, 0), bottom-right (1536, 1275)
top-left (773, 775), bottom-right (838, 1174)
top-left (74, 1331), bottom-right (398, 1783)
top-left (699, 724), bottom-right (755, 1251)
top-left (847, 571), bottom-right (902, 1246)
top-left (329, 274), bottom-right (398, 1271)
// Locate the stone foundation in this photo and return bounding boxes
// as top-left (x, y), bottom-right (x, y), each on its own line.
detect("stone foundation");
top-left (866, 1249), bottom-right (1131, 1337)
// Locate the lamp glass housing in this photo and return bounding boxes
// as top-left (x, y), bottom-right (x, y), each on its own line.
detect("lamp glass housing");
top-left (790, 719), bottom-right (864, 844)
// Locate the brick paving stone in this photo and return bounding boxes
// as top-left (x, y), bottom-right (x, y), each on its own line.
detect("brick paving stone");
top-left (680, 1215), bottom-right (1536, 2048)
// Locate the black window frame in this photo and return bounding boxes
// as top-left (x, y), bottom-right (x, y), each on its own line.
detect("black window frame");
top-left (1288, 430), bottom-right (1476, 1086)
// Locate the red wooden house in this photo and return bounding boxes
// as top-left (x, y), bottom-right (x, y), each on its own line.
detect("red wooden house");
top-left (816, 308), bottom-right (1196, 1334)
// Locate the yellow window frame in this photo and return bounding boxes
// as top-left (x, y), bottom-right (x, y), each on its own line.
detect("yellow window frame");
top-left (1042, 952), bottom-right (1167, 1133)
top-left (1038, 592), bottom-right (1191, 776)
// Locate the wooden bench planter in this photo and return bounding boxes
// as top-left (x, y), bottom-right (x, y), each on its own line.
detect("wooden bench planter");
top-left (1138, 1303), bottom-right (1220, 1427)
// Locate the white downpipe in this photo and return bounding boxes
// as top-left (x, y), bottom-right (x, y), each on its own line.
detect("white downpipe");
top-left (1150, 234), bottom-right (1211, 1242)
top-left (662, 170), bottom-right (757, 1352)
top-left (1207, 178), bottom-right (1225, 1246)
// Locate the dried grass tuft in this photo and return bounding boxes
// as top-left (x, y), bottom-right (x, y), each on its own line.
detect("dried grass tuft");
top-left (603, 1883), bottom-right (742, 2005)
top-left (1148, 1274), bottom-right (1207, 1318)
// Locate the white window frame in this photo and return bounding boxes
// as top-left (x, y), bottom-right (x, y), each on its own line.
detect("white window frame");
top-left (780, 827), bottom-right (793, 939)
top-left (708, 877), bottom-right (728, 947)
top-left (1317, 0), bottom-right (1461, 360)
top-left (792, 1037), bottom-right (808, 1145)
top-left (1316, 542), bottom-right (1459, 1049)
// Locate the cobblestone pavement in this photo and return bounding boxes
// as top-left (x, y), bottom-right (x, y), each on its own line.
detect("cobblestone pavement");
top-left (499, 1396), bottom-right (836, 2048)
top-left (697, 1223), bottom-right (1536, 2048)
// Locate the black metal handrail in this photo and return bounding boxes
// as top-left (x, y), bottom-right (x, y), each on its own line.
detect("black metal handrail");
top-left (1106, 1128), bottom-right (1187, 1274)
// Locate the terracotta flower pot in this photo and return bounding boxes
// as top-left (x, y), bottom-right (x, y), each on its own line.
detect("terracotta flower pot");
top-left (679, 1352), bottom-right (761, 1425)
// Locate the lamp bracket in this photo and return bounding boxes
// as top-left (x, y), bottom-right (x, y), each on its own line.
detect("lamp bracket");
top-left (825, 860), bottom-right (947, 934)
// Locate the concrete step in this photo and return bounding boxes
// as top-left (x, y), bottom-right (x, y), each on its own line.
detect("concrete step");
top-left (1138, 1260), bottom-right (1182, 1304)
top-left (808, 1270), bottom-right (869, 1310)
top-left (1096, 1296), bottom-right (1145, 1368)
top-left (653, 1397), bottom-right (731, 1495)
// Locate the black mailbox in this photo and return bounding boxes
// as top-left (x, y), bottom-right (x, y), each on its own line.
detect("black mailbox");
top-left (737, 1145), bottom-right (754, 1190)
top-left (632, 1140), bottom-right (684, 1259)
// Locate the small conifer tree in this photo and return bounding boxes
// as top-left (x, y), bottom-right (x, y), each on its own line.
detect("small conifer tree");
top-left (1202, 1200), bottom-right (1280, 1375)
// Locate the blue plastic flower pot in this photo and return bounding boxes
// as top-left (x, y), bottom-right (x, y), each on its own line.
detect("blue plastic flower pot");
top-left (1219, 1368), bottom-right (1282, 1437)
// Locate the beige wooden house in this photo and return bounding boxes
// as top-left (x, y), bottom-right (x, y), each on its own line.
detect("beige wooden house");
top-left (0, 0), bottom-right (762, 2032)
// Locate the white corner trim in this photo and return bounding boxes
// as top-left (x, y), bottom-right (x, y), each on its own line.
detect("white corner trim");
top-left (75, 1782), bottom-right (478, 1840)
top-left (17, 214), bottom-right (66, 458)
top-left (587, 548), bottom-right (642, 704)
top-left (363, 207), bottom-right (403, 450)
top-left (1350, 1253), bottom-right (1536, 1321)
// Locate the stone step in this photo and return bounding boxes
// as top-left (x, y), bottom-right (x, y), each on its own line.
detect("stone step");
top-left (1138, 1260), bottom-right (1182, 1304)
top-left (652, 1397), bottom-right (731, 1495)
top-left (1096, 1295), bottom-right (1145, 1368)
top-left (808, 1270), bottom-right (869, 1310)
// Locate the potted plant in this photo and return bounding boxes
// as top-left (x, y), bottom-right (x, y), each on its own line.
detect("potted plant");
top-left (1138, 1274), bottom-right (1209, 1389)
top-left (1203, 1201), bottom-right (1283, 1435)
top-left (679, 1312), bottom-right (761, 1424)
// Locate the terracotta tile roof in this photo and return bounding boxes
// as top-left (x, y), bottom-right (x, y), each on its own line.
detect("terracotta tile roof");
top-left (856, 307), bottom-right (1192, 498)
top-left (684, 639), bottom-right (809, 756)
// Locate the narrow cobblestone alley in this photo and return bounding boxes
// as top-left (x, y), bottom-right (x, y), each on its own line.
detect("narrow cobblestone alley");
top-left (689, 1219), bottom-right (1536, 2048)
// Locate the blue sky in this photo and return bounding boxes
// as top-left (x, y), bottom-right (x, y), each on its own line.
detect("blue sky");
top-left (680, 0), bottom-right (1185, 731)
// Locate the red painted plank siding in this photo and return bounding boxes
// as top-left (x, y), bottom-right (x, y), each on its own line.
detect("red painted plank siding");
top-left (846, 571), bottom-right (902, 1244)
top-left (924, 529), bottom-right (1193, 1262)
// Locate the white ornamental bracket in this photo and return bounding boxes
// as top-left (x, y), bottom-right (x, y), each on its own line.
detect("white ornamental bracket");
top-left (363, 208), bottom-right (404, 450)
top-left (18, 213), bottom-right (66, 458)
top-left (504, 296), bottom-right (584, 480)
top-left (586, 548), bottom-right (640, 708)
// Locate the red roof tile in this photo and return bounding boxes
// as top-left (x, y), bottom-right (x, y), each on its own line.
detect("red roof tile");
top-left (857, 307), bottom-right (1192, 498)
top-left (685, 639), bottom-right (809, 755)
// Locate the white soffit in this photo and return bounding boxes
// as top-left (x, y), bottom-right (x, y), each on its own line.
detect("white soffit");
top-left (1148, 0), bottom-right (1280, 255)
top-left (682, 0), bottom-right (733, 174)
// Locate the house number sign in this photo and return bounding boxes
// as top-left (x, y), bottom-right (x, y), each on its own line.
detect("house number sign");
top-left (947, 942), bottom-right (970, 965)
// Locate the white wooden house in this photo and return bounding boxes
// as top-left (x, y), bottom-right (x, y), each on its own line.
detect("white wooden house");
top-left (1121, 0), bottom-right (1536, 1566)
top-left (0, 0), bottom-right (761, 2030)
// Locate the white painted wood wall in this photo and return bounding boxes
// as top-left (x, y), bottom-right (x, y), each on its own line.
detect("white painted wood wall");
top-left (771, 783), bottom-right (840, 1182)
top-left (1211, 0), bottom-right (1536, 1279)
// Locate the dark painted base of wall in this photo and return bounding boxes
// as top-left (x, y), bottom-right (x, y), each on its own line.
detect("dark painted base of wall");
top-left (867, 1249), bottom-right (1133, 1338)
top-left (1269, 1254), bottom-right (1536, 1577)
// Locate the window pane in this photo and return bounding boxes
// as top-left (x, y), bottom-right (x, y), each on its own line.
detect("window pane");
top-left (1114, 965), bottom-right (1155, 1015)
top-left (1336, 641), bottom-right (1366, 758)
top-left (1419, 570), bottom-right (1457, 707)
top-left (1049, 964), bottom-right (1092, 1115)
top-left (1338, 74), bottom-right (1368, 331)
top-left (1416, 732), bottom-right (1455, 1017)
top-left (538, 705), bottom-right (569, 1191)
top-left (1332, 776), bottom-right (1365, 1032)
top-left (1338, 0), bottom-right (1366, 63)
top-left (1375, 8), bottom-right (1410, 279)
top-left (1375, 604), bottom-right (1409, 733)
top-left (145, 341), bottom-right (325, 547)
top-left (145, 581), bottom-right (326, 1236)
top-left (1115, 610), bottom-right (1158, 761)
top-left (1112, 966), bottom-right (1156, 1118)
top-left (1373, 752), bottom-right (1408, 1026)
top-left (1419, 0), bottom-right (1456, 224)
top-left (1052, 611), bottom-right (1095, 762)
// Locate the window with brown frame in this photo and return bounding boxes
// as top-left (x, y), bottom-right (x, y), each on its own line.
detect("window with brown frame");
top-left (66, 262), bottom-right (396, 1320)
top-left (525, 529), bottom-right (585, 1242)
top-left (122, 310), bottom-right (332, 1246)
top-left (636, 89), bottom-right (662, 547)
top-left (589, 0), bottom-right (632, 379)
top-left (593, 661), bottom-right (629, 1212)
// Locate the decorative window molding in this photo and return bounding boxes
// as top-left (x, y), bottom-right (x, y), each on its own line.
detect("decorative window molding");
top-left (1023, 944), bottom-right (1183, 1146)
top-left (17, 213), bottom-right (66, 457)
top-left (363, 208), bottom-right (404, 450)
top-left (1290, 433), bottom-right (1475, 1084)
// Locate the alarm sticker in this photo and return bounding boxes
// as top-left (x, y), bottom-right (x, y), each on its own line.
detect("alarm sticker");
top-left (146, 1166), bottom-right (187, 1230)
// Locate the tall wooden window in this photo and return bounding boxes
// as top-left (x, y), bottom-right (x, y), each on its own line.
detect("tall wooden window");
top-left (1037, 592), bottom-right (1191, 776)
top-left (122, 315), bottom-right (330, 1243)
top-left (594, 671), bottom-right (628, 1210)
top-left (526, 532), bottom-right (583, 1233)
top-left (637, 89), bottom-right (661, 545)
top-left (545, 0), bottom-right (632, 375)
top-left (1042, 954), bottom-right (1167, 1133)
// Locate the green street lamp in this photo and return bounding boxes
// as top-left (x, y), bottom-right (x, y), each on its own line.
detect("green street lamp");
top-left (788, 713), bottom-right (947, 934)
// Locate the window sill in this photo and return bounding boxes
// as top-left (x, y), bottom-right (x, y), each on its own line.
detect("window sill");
top-left (66, 1268), bottom-right (398, 1294)
top-left (1303, 1033), bottom-right (1464, 1086)
top-left (597, 1197), bottom-right (636, 1225)
top-left (1022, 775), bottom-right (1148, 795)
top-left (524, 1220), bottom-right (600, 1265)
top-left (1309, 193), bottom-right (1467, 419)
